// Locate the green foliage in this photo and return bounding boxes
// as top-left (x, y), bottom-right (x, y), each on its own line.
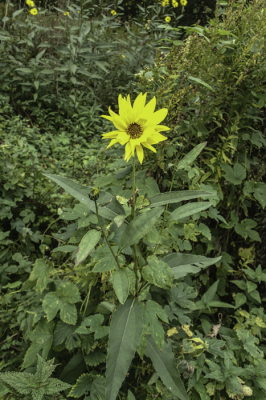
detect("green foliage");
top-left (1, 1), bottom-right (266, 400)
top-left (0, 354), bottom-right (71, 399)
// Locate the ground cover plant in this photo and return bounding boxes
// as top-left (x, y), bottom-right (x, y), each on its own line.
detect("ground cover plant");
top-left (0, 0), bottom-right (266, 399)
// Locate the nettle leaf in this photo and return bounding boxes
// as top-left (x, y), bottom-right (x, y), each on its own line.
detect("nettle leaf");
top-left (69, 373), bottom-right (105, 399)
top-left (142, 255), bottom-right (174, 289)
top-left (118, 207), bottom-right (164, 253)
top-left (236, 328), bottom-right (264, 358)
top-left (170, 284), bottom-right (198, 310)
top-left (75, 229), bottom-right (101, 266)
top-left (42, 281), bottom-right (81, 324)
top-left (105, 298), bottom-right (143, 400)
top-left (22, 319), bottom-right (54, 368)
top-left (221, 162), bottom-right (246, 185)
top-left (253, 182), bottom-right (266, 209)
top-left (29, 258), bottom-right (50, 293)
top-left (75, 314), bottom-right (109, 339)
top-left (145, 335), bottom-right (189, 400)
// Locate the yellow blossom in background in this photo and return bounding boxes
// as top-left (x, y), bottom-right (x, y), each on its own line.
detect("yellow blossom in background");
top-left (111, 10), bottom-right (117, 16)
top-left (64, 11), bottom-right (69, 15)
top-left (180, 0), bottom-right (188, 5)
top-left (30, 7), bottom-right (38, 15)
top-left (172, 0), bottom-right (178, 7)
top-left (101, 92), bottom-right (170, 164)
top-left (165, 16), bottom-right (171, 23)
top-left (122, 55), bottom-right (125, 58)
top-left (26, 0), bottom-right (35, 7)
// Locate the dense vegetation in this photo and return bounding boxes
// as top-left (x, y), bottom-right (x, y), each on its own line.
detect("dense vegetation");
top-left (0, 0), bottom-right (266, 399)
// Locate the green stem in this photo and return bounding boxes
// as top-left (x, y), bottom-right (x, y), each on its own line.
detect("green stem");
top-left (95, 199), bottom-right (121, 269)
top-left (131, 154), bottom-right (139, 296)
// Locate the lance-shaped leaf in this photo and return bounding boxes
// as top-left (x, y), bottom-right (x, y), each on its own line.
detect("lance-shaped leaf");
top-left (112, 269), bottom-right (129, 304)
top-left (176, 141), bottom-right (207, 171)
top-left (169, 201), bottom-right (212, 221)
top-left (149, 190), bottom-right (216, 208)
top-left (106, 298), bottom-right (143, 400)
top-left (118, 207), bottom-right (164, 253)
top-left (145, 335), bottom-right (189, 400)
top-left (75, 229), bottom-right (101, 266)
top-left (43, 173), bottom-right (124, 221)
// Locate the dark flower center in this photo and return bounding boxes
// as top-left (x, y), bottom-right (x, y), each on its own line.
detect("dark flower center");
top-left (127, 123), bottom-right (143, 139)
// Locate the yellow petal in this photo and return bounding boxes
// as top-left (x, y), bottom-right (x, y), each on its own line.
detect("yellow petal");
top-left (142, 142), bottom-right (157, 153)
top-left (133, 92), bottom-right (147, 117)
top-left (125, 142), bottom-right (132, 162)
top-left (101, 114), bottom-right (113, 122)
top-left (102, 130), bottom-right (120, 138)
top-left (150, 132), bottom-right (168, 143)
top-left (108, 107), bottom-right (128, 131)
top-left (140, 96), bottom-right (156, 119)
top-left (136, 144), bottom-right (144, 164)
top-left (106, 139), bottom-right (119, 148)
top-left (145, 108), bottom-right (168, 127)
top-left (154, 124), bottom-right (171, 132)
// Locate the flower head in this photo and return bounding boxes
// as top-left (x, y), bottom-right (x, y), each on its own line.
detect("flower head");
top-left (101, 93), bottom-right (170, 164)
top-left (172, 0), bottom-right (178, 7)
top-left (26, 0), bottom-right (35, 7)
top-left (180, 0), bottom-right (187, 5)
top-left (165, 16), bottom-right (171, 23)
top-left (111, 10), bottom-right (117, 16)
top-left (64, 11), bottom-right (69, 15)
top-left (30, 7), bottom-right (38, 15)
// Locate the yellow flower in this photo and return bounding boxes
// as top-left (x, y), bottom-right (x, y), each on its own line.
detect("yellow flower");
top-left (30, 7), bottom-right (38, 15)
top-left (101, 93), bottom-right (169, 164)
top-left (64, 11), bottom-right (69, 15)
top-left (180, 0), bottom-right (187, 5)
top-left (165, 16), bottom-right (171, 23)
top-left (111, 10), bottom-right (117, 16)
top-left (172, 0), bottom-right (178, 7)
top-left (26, 0), bottom-right (35, 7)
top-left (122, 55), bottom-right (125, 58)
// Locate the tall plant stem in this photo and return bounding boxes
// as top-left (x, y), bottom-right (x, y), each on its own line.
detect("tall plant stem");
top-left (131, 154), bottom-right (139, 296)
top-left (95, 200), bottom-right (121, 269)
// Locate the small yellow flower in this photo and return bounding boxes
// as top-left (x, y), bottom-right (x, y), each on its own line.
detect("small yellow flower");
top-left (111, 10), bottom-right (117, 16)
top-left (64, 11), bottom-right (69, 15)
top-left (122, 55), bottom-right (125, 58)
top-left (30, 7), bottom-right (38, 15)
top-left (180, 0), bottom-right (187, 5)
top-left (78, 11), bottom-right (80, 13)
top-left (26, 0), bottom-right (35, 7)
top-left (172, 0), bottom-right (178, 7)
top-left (165, 16), bottom-right (171, 23)
top-left (101, 92), bottom-right (169, 164)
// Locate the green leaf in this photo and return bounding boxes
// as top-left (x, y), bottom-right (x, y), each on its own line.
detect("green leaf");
top-left (235, 293), bottom-right (247, 308)
top-left (142, 255), bottom-right (174, 289)
top-left (59, 352), bottom-right (87, 384)
top-left (75, 229), bottom-right (101, 266)
top-left (22, 319), bottom-right (54, 368)
top-left (29, 258), bottom-right (50, 293)
top-left (118, 207), bottom-right (164, 253)
top-left (15, 67), bottom-right (33, 73)
top-left (127, 389), bottom-right (136, 400)
top-left (236, 328), bottom-right (264, 358)
top-left (42, 281), bottom-right (81, 324)
top-left (145, 335), bottom-right (189, 400)
top-left (75, 314), bottom-right (109, 339)
top-left (169, 201), bottom-right (212, 221)
top-left (54, 320), bottom-right (79, 351)
top-left (139, 300), bottom-right (168, 351)
top-left (149, 190), bottom-right (216, 208)
top-left (221, 162), bottom-right (246, 185)
top-left (12, 8), bottom-right (24, 18)
top-left (225, 376), bottom-right (242, 395)
top-left (92, 245), bottom-right (123, 272)
top-left (176, 142), bottom-right (207, 171)
top-left (51, 245), bottom-right (77, 253)
top-left (112, 269), bottom-right (129, 304)
top-left (188, 76), bottom-right (215, 92)
top-left (193, 381), bottom-right (211, 400)
top-left (69, 373), bottom-right (105, 398)
top-left (106, 298), bottom-right (143, 400)
top-left (43, 173), bottom-right (124, 221)
top-left (162, 253), bottom-right (222, 280)
top-left (249, 289), bottom-right (261, 303)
